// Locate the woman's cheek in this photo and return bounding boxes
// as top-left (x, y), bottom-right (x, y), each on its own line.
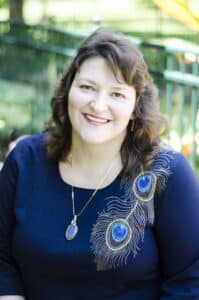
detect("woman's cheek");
top-left (111, 102), bottom-right (135, 120)
top-left (68, 90), bottom-right (89, 108)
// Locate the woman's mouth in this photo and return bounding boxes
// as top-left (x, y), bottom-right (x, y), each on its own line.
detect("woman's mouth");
top-left (83, 113), bottom-right (111, 125)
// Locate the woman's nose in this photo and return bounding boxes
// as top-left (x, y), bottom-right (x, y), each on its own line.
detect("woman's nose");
top-left (89, 92), bottom-right (108, 112)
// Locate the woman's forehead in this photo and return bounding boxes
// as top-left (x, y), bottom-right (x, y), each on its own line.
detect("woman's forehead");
top-left (76, 56), bottom-right (126, 84)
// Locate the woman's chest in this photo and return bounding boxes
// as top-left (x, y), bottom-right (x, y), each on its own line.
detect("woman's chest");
top-left (13, 171), bottom-right (160, 284)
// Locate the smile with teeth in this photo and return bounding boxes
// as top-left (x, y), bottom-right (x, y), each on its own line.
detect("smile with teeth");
top-left (83, 113), bottom-right (110, 125)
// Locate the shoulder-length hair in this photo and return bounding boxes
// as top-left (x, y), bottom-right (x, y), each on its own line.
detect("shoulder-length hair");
top-left (45, 28), bottom-right (167, 178)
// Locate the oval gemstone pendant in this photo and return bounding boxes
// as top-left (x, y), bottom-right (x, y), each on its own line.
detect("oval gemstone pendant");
top-left (65, 217), bottom-right (78, 240)
top-left (106, 219), bottom-right (132, 251)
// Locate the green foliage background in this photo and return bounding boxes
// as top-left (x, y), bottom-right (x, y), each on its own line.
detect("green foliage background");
top-left (0, 0), bottom-right (8, 7)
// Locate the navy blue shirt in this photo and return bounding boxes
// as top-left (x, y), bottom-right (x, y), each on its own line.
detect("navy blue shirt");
top-left (0, 133), bottom-right (199, 299)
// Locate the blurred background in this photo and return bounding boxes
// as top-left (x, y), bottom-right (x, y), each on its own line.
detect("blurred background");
top-left (0, 0), bottom-right (198, 175)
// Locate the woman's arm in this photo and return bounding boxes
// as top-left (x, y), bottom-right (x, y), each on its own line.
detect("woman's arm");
top-left (0, 151), bottom-right (25, 297)
top-left (155, 153), bottom-right (199, 298)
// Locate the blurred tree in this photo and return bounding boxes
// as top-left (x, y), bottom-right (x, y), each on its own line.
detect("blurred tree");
top-left (9, 0), bottom-right (24, 21)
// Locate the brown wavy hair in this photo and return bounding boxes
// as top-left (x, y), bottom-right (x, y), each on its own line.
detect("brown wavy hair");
top-left (45, 28), bottom-right (167, 178)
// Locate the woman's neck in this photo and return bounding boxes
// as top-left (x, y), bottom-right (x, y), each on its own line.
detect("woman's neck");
top-left (59, 136), bottom-right (123, 189)
top-left (74, 145), bottom-right (120, 168)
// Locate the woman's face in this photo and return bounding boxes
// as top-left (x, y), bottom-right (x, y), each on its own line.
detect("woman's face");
top-left (68, 56), bottom-right (136, 147)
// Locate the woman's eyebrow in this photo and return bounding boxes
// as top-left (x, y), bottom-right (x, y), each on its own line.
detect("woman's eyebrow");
top-left (77, 77), bottom-right (96, 85)
top-left (112, 86), bottom-right (131, 92)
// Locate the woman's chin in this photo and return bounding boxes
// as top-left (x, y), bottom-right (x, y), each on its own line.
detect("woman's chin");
top-left (78, 135), bottom-right (108, 146)
top-left (72, 127), bottom-right (127, 147)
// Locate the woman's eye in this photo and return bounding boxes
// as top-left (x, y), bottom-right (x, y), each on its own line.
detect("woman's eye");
top-left (79, 84), bottom-right (94, 91)
top-left (112, 92), bottom-right (125, 99)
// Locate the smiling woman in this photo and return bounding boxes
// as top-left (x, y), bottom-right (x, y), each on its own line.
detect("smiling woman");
top-left (67, 56), bottom-right (136, 146)
top-left (0, 28), bottom-right (199, 300)
top-left (46, 28), bottom-right (165, 178)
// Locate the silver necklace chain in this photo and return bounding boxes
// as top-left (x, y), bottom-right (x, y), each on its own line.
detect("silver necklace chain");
top-left (65, 157), bottom-right (119, 240)
top-left (71, 186), bottom-right (98, 218)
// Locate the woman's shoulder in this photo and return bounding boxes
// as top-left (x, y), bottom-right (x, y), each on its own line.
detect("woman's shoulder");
top-left (153, 143), bottom-right (192, 175)
top-left (8, 132), bottom-right (48, 164)
top-left (153, 144), bottom-right (198, 202)
top-left (13, 131), bottom-right (46, 148)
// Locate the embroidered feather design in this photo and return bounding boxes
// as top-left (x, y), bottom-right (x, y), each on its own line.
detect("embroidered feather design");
top-left (90, 151), bottom-right (174, 271)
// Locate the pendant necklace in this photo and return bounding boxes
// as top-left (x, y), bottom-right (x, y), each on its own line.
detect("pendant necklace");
top-left (65, 156), bottom-right (118, 241)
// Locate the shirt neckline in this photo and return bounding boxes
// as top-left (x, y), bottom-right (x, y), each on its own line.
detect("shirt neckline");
top-left (55, 161), bottom-right (123, 192)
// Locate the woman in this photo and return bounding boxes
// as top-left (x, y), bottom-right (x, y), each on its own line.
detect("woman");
top-left (0, 28), bottom-right (199, 300)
